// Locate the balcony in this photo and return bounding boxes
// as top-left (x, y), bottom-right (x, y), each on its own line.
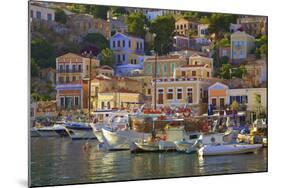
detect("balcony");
top-left (57, 69), bottom-right (83, 73)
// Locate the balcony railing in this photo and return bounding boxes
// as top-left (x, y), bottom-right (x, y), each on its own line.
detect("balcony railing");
top-left (57, 69), bottom-right (83, 73)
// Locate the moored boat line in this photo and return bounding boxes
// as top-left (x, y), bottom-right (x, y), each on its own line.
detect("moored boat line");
top-left (30, 109), bottom-right (266, 157)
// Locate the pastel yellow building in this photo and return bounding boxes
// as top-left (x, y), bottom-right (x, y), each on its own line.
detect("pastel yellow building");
top-left (175, 18), bottom-right (199, 36)
top-left (243, 59), bottom-right (267, 87)
top-left (128, 75), bottom-right (153, 104)
top-left (174, 64), bottom-right (212, 79)
top-left (91, 75), bottom-right (143, 110)
top-left (152, 78), bottom-right (211, 114)
top-left (189, 54), bottom-right (213, 72)
top-left (56, 52), bottom-right (100, 84)
top-left (143, 55), bottom-right (188, 77)
top-left (230, 31), bottom-right (255, 60)
top-left (98, 90), bottom-right (142, 109)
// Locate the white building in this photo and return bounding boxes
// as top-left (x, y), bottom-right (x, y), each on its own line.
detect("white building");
top-left (198, 24), bottom-right (209, 37)
top-left (30, 4), bottom-right (55, 22)
top-left (230, 31), bottom-right (255, 60)
top-left (145, 10), bottom-right (164, 21)
top-left (208, 82), bottom-right (267, 112)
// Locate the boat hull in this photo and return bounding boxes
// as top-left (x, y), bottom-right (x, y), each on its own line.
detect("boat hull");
top-left (68, 129), bottom-right (96, 140)
top-left (102, 128), bottom-right (150, 150)
top-left (198, 144), bottom-right (263, 156)
top-left (134, 141), bottom-right (159, 152)
top-left (30, 129), bottom-right (41, 137)
top-left (94, 130), bottom-right (105, 143)
top-left (174, 141), bottom-right (195, 152)
top-left (37, 130), bottom-right (60, 137)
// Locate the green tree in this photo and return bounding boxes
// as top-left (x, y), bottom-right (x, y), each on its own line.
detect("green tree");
top-left (219, 56), bottom-right (229, 65)
top-left (218, 37), bottom-right (230, 47)
top-left (208, 14), bottom-right (237, 40)
top-left (232, 65), bottom-right (246, 78)
top-left (31, 39), bottom-right (56, 68)
top-left (254, 35), bottom-right (267, 58)
top-left (219, 63), bottom-right (231, 79)
top-left (83, 33), bottom-right (109, 51)
top-left (230, 100), bottom-right (239, 111)
top-left (31, 92), bottom-right (41, 102)
top-left (208, 14), bottom-right (237, 68)
top-left (150, 15), bottom-right (175, 55)
top-left (100, 48), bottom-right (115, 66)
top-left (66, 4), bottom-right (87, 13)
top-left (125, 12), bottom-right (147, 38)
top-left (199, 16), bottom-right (210, 24)
top-left (31, 58), bottom-right (40, 77)
top-left (55, 9), bottom-right (67, 24)
top-left (111, 7), bottom-right (127, 16)
top-left (92, 5), bottom-right (109, 19)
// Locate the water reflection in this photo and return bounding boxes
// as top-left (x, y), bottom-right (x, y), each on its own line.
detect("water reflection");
top-left (30, 138), bottom-right (267, 187)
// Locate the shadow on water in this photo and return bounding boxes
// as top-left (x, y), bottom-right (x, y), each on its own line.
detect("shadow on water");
top-left (30, 138), bottom-right (267, 187)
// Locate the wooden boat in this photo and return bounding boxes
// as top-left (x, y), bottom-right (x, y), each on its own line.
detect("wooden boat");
top-left (174, 140), bottom-right (198, 153)
top-left (134, 140), bottom-right (159, 152)
top-left (198, 144), bottom-right (263, 156)
top-left (133, 140), bottom-right (176, 152)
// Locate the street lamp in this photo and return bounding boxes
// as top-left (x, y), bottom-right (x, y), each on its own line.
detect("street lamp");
top-left (81, 50), bottom-right (94, 119)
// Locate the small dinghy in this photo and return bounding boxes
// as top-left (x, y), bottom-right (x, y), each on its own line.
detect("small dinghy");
top-left (198, 144), bottom-right (263, 156)
top-left (174, 140), bottom-right (199, 154)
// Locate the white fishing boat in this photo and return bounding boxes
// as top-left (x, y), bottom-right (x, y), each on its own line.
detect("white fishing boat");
top-left (36, 126), bottom-right (60, 137)
top-left (53, 122), bottom-right (69, 137)
top-left (91, 112), bottom-right (129, 143)
top-left (198, 144), bottom-right (263, 156)
top-left (173, 130), bottom-right (235, 153)
top-left (92, 123), bottom-right (105, 143)
top-left (102, 127), bottom-right (150, 150)
top-left (65, 122), bottom-right (96, 140)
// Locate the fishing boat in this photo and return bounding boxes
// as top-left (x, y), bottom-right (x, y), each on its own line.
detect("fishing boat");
top-left (102, 127), bottom-right (150, 150)
top-left (92, 123), bottom-right (105, 143)
top-left (173, 129), bottom-right (235, 152)
top-left (91, 112), bottom-right (129, 143)
top-left (65, 122), bottom-right (96, 140)
top-left (134, 140), bottom-right (159, 152)
top-left (198, 144), bottom-right (263, 156)
top-left (52, 121), bottom-right (69, 137)
top-left (36, 126), bottom-right (60, 137)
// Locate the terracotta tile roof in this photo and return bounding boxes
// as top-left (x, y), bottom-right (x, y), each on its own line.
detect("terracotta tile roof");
top-left (98, 65), bottom-right (113, 70)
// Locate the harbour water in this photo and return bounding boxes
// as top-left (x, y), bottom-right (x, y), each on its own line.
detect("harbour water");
top-left (30, 137), bottom-right (267, 187)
